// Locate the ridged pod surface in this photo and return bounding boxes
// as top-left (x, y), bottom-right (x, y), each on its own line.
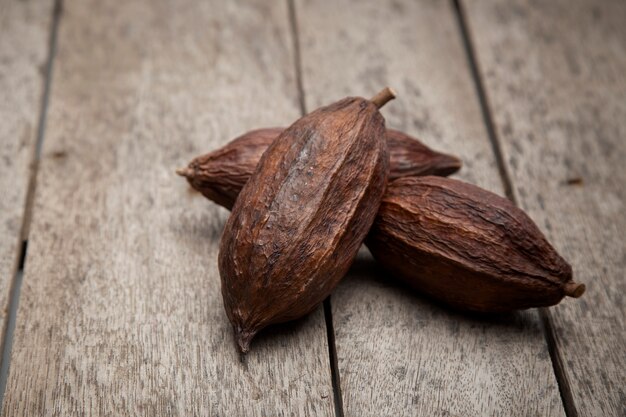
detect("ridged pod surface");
top-left (366, 176), bottom-right (584, 312)
top-left (180, 128), bottom-right (282, 209)
top-left (218, 89), bottom-right (394, 352)
top-left (177, 128), bottom-right (460, 210)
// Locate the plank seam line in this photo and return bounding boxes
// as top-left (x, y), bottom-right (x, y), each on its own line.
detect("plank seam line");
top-left (0, 0), bottom-right (63, 411)
top-left (288, 2), bottom-right (344, 415)
top-left (324, 298), bottom-right (345, 417)
top-left (452, 0), bottom-right (515, 203)
top-left (451, 1), bottom-right (578, 416)
top-left (287, 0), bottom-right (307, 117)
top-left (539, 309), bottom-right (579, 417)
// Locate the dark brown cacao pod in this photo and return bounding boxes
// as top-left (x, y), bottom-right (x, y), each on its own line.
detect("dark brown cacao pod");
top-left (366, 176), bottom-right (584, 313)
top-left (177, 128), bottom-right (460, 210)
top-left (218, 88), bottom-right (394, 352)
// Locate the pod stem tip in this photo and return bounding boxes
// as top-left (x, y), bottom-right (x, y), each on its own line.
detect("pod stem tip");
top-left (370, 87), bottom-right (397, 109)
top-left (564, 281), bottom-right (585, 298)
top-left (176, 167), bottom-right (192, 178)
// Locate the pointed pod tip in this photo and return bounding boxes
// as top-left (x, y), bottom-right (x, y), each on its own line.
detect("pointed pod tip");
top-left (440, 154), bottom-right (463, 174)
top-left (176, 167), bottom-right (192, 178)
top-left (449, 155), bottom-right (463, 169)
top-left (564, 281), bottom-right (585, 298)
top-left (426, 153), bottom-right (463, 177)
top-left (236, 329), bottom-right (257, 354)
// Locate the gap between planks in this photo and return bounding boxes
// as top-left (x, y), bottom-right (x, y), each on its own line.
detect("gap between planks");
top-left (287, 1), bottom-right (345, 415)
top-left (0, 0), bottom-right (63, 410)
top-left (452, 1), bottom-right (577, 416)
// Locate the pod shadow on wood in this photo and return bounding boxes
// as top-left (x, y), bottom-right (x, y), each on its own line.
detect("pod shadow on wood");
top-left (344, 251), bottom-right (541, 332)
top-left (171, 205), bottom-right (229, 244)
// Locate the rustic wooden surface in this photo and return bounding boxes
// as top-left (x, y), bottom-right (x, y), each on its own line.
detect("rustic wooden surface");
top-left (0, 0), bottom-right (624, 415)
top-left (0, 0), bottom-right (53, 349)
top-left (295, 0), bottom-right (564, 415)
top-left (1, 1), bottom-right (334, 415)
top-left (465, 1), bottom-right (626, 415)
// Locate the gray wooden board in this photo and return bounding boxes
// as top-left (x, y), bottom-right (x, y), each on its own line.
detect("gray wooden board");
top-left (0, 0), bottom-right (53, 349)
top-left (295, 0), bottom-right (565, 415)
top-left (464, 0), bottom-right (626, 415)
top-left (2, 1), bottom-right (335, 415)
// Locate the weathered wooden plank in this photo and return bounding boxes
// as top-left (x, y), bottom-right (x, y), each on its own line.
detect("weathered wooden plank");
top-left (0, 0), bottom-right (53, 346)
top-left (295, 0), bottom-right (565, 415)
top-left (464, 0), bottom-right (626, 415)
top-left (2, 1), bottom-right (335, 415)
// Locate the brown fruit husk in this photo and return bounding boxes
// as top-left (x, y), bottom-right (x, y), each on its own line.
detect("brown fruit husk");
top-left (179, 127), bottom-right (283, 209)
top-left (366, 176), bottom-right (584, 313)
top-left (177, 128), bottom-right (460, 210)
top-left (218, 88), bottom-right (394, 352)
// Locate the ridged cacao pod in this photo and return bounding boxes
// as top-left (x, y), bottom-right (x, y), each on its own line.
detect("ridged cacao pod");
top-left (218, 88), bottom-right (395, 352)
top-left (366, 176), bottom-right (584, 313)
top-left (177, 128), bottom-right (460, 210)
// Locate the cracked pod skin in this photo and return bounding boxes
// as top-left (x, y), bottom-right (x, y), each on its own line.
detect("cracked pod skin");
top-left (366, 176), bottom-right (584, 313)
top-left (179, 127), bottom-right (460, 210)
top-left (218, 95), bottom-right (390, 352)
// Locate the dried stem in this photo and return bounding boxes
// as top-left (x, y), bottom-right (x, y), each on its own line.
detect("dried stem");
top-left (370, 87), bottom-right (397, 109)
top-left (564, 281), bottom-right (585, 298)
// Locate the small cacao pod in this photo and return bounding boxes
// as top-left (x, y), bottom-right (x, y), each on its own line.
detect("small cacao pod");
top-left (177, 128), bottom-right (460, 210)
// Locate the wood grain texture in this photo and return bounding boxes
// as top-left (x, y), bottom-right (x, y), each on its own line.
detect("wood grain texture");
top-left (464, 0), bottom-right (626, 415)
top-left (0, 0), bottom-right (53, 346)
top-left (295, 0), bottom-right (564, 415)
top-left (2, 1), bottom-right (334, 415)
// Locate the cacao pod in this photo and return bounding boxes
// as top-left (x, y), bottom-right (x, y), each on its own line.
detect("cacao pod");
top-left (177, 128), bottom-right (460, 210)
top-left (366, 176), bottom-right (584, 313)
top-left (218, 88), bottom-right (395, 352)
